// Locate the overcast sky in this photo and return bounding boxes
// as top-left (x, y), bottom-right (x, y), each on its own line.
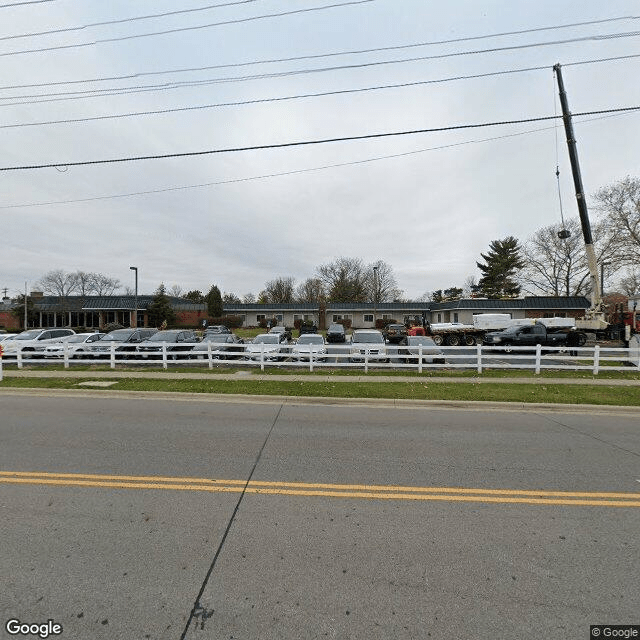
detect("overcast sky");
top-left (2, 0), bottom-right (639, 300)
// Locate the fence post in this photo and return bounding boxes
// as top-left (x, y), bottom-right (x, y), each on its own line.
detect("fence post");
top-left (477, 344), bottom-right (482, 374)
top-left (162, 342), bottom-right (167, 370)
top-left (63, 341), bottom-right (70, 370)
top-left (593, 345), bottom-right (600, 375)
top-left (207, 341), bottom-right (213, 369)
top-left (309, 346), bottom-right (314, 373)
top-left (364, 346), bottom-right (369, 374)
top-left (0, 355), bottom-right (3, 381)
top-left (17, 345), bottom-right (23, 369)
top-left (110, 342), bottom-right (115, 370)
top-left (418, 344), bottom-right (423, 374)
top-left (535, 344), bottom-right (541, 375)
top-left (260, 343), bottom-right (265, 372)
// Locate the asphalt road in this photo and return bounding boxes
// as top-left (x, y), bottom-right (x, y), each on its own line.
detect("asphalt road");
top-left (1, 394), bottom-right (638, 640)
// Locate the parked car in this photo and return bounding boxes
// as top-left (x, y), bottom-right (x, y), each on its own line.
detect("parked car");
top-left (291, 334), bottom-right (327, 361)
top-left (383, 323), bottom-right (408, 344)
top-left (89, 328), bottom-right (158, 358)
top-left (1, 328), bottom-right (76, 358)
top-left (298, 322), bottom-right (318, 336)
top-left (349, 329), bottom-right (388, 362)
top-left (190, 333), bottom-right (245, 360)
top-left (398, 336), bottom-right (445, 364)
top-left (326, 323), bottom-right (347, 343)
top-left (269, 326), bottom-right (292, 342)
top-left (43, 332), bottom-right (105, 359)
top-left (245, 333), bottom-right (287, 361)
top-left (136, 330), bottom-right (199, 360)
top-left (204, 325), bottom-right (231, 335)
top-left (0, 333), bottom-right (17, 342)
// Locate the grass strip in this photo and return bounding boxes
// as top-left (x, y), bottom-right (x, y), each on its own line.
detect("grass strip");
top-left (2, 377), bottom-right (640, 406)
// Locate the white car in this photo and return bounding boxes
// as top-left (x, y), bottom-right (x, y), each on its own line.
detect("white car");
top-left (1, 328), bottom-right (76, 358)
top-left (43, 332), bottom-right (105, 359)
top-left (349, 329), bottom-right (388, 362)
top-left (0, 333), bottom-right (17, 342)
top-left (291, 334), bottom-right (327, 361)
top-left (245, 334), bottom-right (287, 361)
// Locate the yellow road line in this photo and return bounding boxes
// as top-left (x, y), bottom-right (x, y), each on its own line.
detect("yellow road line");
top-left (1, 471), bottom-right (640, 507)
top-left (2, 470), bottom-right (639, 499)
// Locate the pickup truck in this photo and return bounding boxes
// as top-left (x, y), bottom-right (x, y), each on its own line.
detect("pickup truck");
top-left (482, 323), bottom-right (587, 350)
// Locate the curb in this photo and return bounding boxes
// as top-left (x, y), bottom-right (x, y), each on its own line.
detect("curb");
top-left (1, 387), bottom-right (638, 416)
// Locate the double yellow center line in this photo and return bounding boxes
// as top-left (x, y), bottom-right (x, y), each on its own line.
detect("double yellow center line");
top-left (1, 471), bottom-right (639, 507)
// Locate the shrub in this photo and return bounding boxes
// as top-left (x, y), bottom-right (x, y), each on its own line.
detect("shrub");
top-left (208, 315), bottom-right (245, 329)
top-left (337, 318), bottom-right (352, 330)
top-left (375, 318), bottom-right (397, 330)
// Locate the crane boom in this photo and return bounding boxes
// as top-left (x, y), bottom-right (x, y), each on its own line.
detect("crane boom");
top-left (553, 64), bottom-right (607, 331)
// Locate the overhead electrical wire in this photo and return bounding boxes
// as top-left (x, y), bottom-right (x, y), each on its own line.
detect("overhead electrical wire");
top-left (0, 0), bottom-right (377, 58)
top-left (1, 15), bottom-right (639, 90)
top-left (2, 51), bottom-right (639, 126)
top-left (0, 1), bottom-right (268, 41)
top-left (2, 106), bottom-right (639, 172)
top-left (1, 109), bottom-right (634, 209)
top-left (1, 52), bottom-right (639, 109)
top-left (0, 0), bottom-right (53, 7)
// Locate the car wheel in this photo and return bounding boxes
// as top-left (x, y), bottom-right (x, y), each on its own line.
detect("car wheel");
top-left (464, 335), bottom-right (476, 346)
top-left (445, 334), bottom-right (460, 346)
top-left (432, 335), bottom-right (444, 346)
top-left (502, 341), bottom-right (513, 353)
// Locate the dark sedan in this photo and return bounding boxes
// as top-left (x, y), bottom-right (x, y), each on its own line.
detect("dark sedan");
top-left (136, 330), bottom-right (199, 360)
top-left (190, 333), bottom-right (245, 360)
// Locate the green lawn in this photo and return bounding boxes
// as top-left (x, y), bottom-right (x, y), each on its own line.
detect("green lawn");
top-left (2, 376), bottom-right (640, 406)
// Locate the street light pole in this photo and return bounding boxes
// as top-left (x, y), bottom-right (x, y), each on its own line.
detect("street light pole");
top-left (129, 267), bottom-right (138, 328)
top-left (373, 265), bottom-right (378, 327)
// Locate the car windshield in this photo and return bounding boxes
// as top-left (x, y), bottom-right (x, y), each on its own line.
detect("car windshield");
top-left (203, 334), bottom-right (230, 343)
top-left (407, 337), bottom-right (437, 346)
top-left (100, 330), bottom-right (134, 342)
top-left (328, 325), bottom-right (344, 332)
top-left (15, 331), bottom-right (44, 340)
top-left (147, 331), bottom-right (180, 342)
top-left (254, 335), bottom-right (279, 344)
top-left (67, 335), bottom-right (90, 343)
top-left (352, 332), bottom-right (383, 344)
top-left (297, 335), bottom-right (323, 344)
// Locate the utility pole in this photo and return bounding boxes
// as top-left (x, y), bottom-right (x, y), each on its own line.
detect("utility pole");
top-left (553, 63), bottom-right (607, 331)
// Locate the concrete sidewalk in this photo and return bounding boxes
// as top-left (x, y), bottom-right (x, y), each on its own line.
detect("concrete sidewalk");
top-left (2, 368), bottom-right (640, 386)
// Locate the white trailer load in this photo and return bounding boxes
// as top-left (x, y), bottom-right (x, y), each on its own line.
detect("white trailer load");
top-left (472, 314), bottom-right (512, 330)
top-left (536, 317), bottom-right (577, 329)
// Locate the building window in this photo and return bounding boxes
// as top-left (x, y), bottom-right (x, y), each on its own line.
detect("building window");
top-left (294, 314), bottom-right (302, 322)
top-left (364, 314), bottom-right (373, 322)
top-left (257, 314), bottom-right (266, 322)
top-left (437, 313), bottom-right (442, 323)
top-left (276, 314), bottom-right (283, 322)
top-left (544, 312), bottom-right (566, 318)
top-left (453, 313), bottom-right (459, 323)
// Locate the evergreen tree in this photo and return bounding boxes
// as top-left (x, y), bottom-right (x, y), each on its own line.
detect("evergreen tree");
top-left (205, 284), bottom-right (223, 317)
top-left (11, 294), bottom-right (37, 329)
top-left (184, 290), bottom-right (205, 303)
top-left (147, 284), bottom-right (176, 327)
top-left (476, 236), bottom-right (524, 298)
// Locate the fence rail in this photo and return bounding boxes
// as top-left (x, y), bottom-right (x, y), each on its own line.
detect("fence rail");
top-left (1, 341), bottom-right (639, 377)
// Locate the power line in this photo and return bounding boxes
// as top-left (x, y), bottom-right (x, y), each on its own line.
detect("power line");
top-left (0, 1), bottom-right (267, 41)
top-left (1, 15), bottom-right (638, 90)
top-left (2, 106), bottom-right (639, 172)
top-left (0, 0), bottom-right (377, 58)
top-left (3, 50), bottom-right (639, 126)
top-left (1, 109), bottom-right (634, 209)
top-left (1, 52), bottom-right (639, 109)
top-left (0, 0), bottom-right (53, 7)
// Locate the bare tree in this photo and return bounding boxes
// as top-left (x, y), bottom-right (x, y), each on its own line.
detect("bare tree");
top-left (242, 293), bottom-right (256, 304)
top-left (616, 270), bottom-right (640, 296)
top-left (367, 259), bottom-right (403, 303)
top-left (295, 278), bottom-right (325, 304)
top-left (593, 175), bottom-right (640, 266)
top-left (168, 284), bottom-right (183, 298)
top-left (316, 257), bottom-right (368, 303)
top-left (90, 273), bottom-right (121, 296)
top-left (38, 270), bottom-right (79, 296)
top-left (263, 277), bottom-right (295, 304)
top-left (223, 292), bottom-right (241, 304)
top-left (520, 217), bottom-right (621, 297)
